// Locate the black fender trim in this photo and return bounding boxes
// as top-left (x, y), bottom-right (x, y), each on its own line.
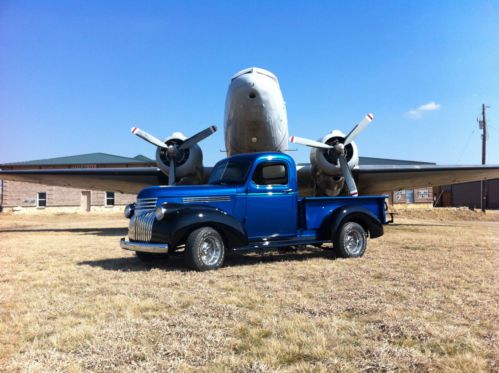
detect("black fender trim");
top-left (151, 205), bottom-right (247, 249)
top-left (319, 205), bottom-right (384, 240)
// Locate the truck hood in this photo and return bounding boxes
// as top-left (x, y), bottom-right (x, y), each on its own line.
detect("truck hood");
top-left (137, 185), bottom-right (238, 199)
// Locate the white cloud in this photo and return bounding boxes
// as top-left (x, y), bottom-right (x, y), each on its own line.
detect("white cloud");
top-left (406, 101), bottom-right (441, 119)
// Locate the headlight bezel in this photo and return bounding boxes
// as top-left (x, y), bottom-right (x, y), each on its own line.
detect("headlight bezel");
top-left (155, 206), bottom-right (168, 221)
top-left (124, 203), bottom-right (135, 219)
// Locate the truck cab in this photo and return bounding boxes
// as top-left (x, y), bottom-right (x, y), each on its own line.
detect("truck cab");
top-left (121, 152), bottom-right (386, 271)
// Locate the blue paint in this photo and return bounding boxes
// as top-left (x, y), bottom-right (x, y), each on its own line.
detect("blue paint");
top-left (136, 152), bottom-right (386, 242)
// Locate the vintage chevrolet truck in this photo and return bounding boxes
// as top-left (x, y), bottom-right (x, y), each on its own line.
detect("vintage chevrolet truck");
top-left (120, 152), bottom-right (386, 271)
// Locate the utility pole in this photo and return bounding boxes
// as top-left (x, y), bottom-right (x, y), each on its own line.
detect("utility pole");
top-left (479, 104), bottom-right (488, 211)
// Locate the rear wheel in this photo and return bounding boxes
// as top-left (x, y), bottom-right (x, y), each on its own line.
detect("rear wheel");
top-left (334, 222), bottom-right (367, 258)
top-left (185, 227), bottom-right (225, 271)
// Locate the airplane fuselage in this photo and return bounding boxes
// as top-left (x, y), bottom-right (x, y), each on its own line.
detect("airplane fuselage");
top-left (224, 67), bottom-right (288, 156)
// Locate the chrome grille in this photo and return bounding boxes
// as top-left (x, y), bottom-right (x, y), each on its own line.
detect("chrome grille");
top-left (129, 211), bottom-right (155, 242)
top-left (135, 197), bottom-right (157, 213)
top-left (182, 196), bottom-right (231, 203)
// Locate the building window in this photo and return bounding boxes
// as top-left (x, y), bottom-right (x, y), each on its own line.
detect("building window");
top-left (105, 192), bottom-right (115, 206)
top-left (37, 192), bottom-right (47, 208)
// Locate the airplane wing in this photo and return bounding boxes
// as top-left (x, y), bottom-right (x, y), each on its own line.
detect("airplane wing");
top-left (353, 165), bottom-right (499, 195)
top-left (0, 168), bottom-right (168, 194)
top-left (2, 163), bottom-right (499, 197)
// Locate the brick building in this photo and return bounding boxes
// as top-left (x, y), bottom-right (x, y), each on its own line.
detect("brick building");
top-left (0, 153), bottom-right (436, 213)
top-left (0, 153), bottom-right (154, 213)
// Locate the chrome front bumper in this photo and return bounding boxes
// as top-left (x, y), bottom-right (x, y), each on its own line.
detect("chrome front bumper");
top-left (120, 238), bottom-right (169, 254)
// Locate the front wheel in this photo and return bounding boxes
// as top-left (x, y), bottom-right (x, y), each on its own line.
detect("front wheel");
top-left (333, 222), bottom-right (367, 258)
top-left (185, 227), bottom-right (225, 271)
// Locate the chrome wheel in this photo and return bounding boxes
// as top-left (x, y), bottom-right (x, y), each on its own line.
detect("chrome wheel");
top-left (334, 222), bottom-right (367, 258)
top-left (343, 229), bottom-right (365, 255)
top-left (186, 227), bottom-right (226, 271)
top-left (199, 236), bottom-right (223, 266)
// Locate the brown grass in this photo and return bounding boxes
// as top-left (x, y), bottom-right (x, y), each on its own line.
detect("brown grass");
top-left (0, 210), bottom-right (498, 372)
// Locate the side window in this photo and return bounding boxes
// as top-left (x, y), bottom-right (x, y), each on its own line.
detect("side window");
top-left (252, 162), bottom-right (288, 186)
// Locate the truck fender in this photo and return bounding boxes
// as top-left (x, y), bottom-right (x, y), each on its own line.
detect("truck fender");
top-left (319, 205), bottom-right (384, 240)
top-left (154, 206), bottom-right (248, 249)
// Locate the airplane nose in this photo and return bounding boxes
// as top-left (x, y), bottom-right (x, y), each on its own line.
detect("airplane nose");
top-left (229, 70), bottom-right (272, 104)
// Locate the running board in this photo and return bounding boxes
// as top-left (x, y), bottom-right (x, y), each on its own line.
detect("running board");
top-left (234, 237), bottom-right (329, 253)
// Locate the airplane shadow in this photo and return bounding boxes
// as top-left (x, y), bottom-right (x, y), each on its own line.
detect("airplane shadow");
top-left (0, 227), bottom-right (128, 237)
top-left (78, 248), bottom-right (336, 272)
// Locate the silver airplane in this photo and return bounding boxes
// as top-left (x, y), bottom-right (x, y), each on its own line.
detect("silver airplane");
top-left (2, 67), bottom-right (499, 196)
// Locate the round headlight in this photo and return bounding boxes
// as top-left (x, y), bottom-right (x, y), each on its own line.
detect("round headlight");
top-left (155, 206), bottom-right (167, 221)
top-left (124, 203), bottom-right (134, 218)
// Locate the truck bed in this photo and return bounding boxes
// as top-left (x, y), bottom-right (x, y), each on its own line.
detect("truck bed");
top-left (299, 195), bottom-right (387, 230)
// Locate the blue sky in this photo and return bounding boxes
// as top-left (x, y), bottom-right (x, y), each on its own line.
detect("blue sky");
top-left (1, 0), bottom-right (498, 166)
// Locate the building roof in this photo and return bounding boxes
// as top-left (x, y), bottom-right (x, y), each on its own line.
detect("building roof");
top-left (133, 154), bottom-right (154, 162)
top-left (359, 156), bottom-right (435, 166)
top-left (1, 153), bottom-right (154, 166)
top-left (1, 152), bottom-right (434, 167)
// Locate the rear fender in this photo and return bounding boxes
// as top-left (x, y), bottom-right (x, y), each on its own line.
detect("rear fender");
top-left (319, 205), bottom-right (384, 240)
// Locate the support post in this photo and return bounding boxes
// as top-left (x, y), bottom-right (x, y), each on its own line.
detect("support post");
top-left (480, 104), bottom-right (487, 212)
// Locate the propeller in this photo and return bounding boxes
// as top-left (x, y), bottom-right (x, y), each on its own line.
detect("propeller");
top-left (131, 127), bottom-right (167, 148)
top-left (289, 136), bottom-right (334, 150)
top-left (290, 113), bottom-right (374, 196)
top-left (131, 125), bottom-right (217, 185)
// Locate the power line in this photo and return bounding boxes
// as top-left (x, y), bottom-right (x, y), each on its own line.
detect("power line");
top-left (488, 124), bottom-right (499, 134)
top-left (457, 128), bottom-right (476, 163)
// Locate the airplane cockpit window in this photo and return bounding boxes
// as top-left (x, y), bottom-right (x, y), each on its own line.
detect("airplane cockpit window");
top-left (252, 163), bottom-right (288, 185)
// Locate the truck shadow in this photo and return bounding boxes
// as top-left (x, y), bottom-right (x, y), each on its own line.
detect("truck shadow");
top-left (78, 248), bottom-right (335, 272)
top-left (226, 249), bottom-right (334, 268)
top-left (0, 227), bottom-right (127, 237)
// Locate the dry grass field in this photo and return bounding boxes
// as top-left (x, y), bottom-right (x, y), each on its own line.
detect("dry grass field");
top-left (0, 209), bottom-right (498, 372)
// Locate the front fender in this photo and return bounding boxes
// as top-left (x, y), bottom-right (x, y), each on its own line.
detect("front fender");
top-left (319, 205), bottom-right (384, 240)
top-left (151, 206), bottom-right (247, 249)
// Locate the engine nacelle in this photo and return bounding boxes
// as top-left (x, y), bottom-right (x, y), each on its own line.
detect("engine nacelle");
top-left (310, 130), bottom-right (359, 176)
top-left (309, 130), bottom-right (360, 196)
top-left (155, 132), bottom-right (203, 180)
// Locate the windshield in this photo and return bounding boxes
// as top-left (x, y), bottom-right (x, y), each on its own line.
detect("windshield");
top-left (208, 158), bottom-right (253, 185)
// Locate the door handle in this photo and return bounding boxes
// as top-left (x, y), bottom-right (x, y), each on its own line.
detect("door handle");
top-left (283, 188), bottom-right (293, 194)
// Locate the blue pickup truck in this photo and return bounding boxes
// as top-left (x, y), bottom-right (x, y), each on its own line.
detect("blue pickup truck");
top-left (120, 152), bottom-right (386, 271)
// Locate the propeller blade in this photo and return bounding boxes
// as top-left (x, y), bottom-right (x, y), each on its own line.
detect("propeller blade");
top-left (168, 158), bottom-right (175, 186)
top-left (338, 155), bottom-right (358, 196)
top-left (289, 136), bottom-right (334, 149)
top-left (179, 125), bottom-right (218, 150)
top-left (344, 113), bottom-right (374, 146)
top-left (131, 127), bottom-right (167, 149)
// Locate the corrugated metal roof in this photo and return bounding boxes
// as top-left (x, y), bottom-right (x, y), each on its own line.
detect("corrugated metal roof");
top-left (1, 153), bottom-right (154, 166)
top-left (359, 156), bottom-right (435, 166)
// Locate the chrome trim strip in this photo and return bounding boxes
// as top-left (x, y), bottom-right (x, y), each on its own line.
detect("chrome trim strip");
top-left (182, 196), bottom-right (231, 203)
top-left (135, 197), bottom-right (158, 212)
top-left (120, 238), bottom-right (169, 253)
